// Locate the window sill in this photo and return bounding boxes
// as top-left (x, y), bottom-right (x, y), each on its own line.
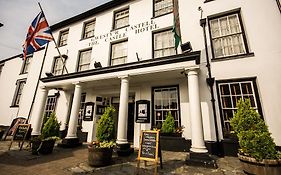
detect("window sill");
top-left (58, 44), bottom-right (67, 48)
top-left (19, 72), bottom-right (28, 75)
top-left (204, 0), bottom-right (215, 3)
top-left (151, 12), bottom-right (173, 19)
top-left (80, 36), bottom-right (94, 41)
top-left (111, 25), bottom-right (130, 32)
top-left (211, 52), bottom-right (255, 62)
top-left (10, 105), bottom-right (19, 108)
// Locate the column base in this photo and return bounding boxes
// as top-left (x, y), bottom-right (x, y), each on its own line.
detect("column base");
top-left (58, 138), bottom-right (82, 148)
top-left (116, 143), bottom-right (133, 157)
top-left (186, 152), bottom-right (217, 168)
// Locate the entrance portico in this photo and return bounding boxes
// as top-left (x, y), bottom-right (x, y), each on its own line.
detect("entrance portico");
top-left (31, 51), bottom-right (207, 152)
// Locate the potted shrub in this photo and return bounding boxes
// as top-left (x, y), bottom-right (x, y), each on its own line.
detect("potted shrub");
top-left (88, 106), bottom-right (116, 167)
top-left (32, 112), bottom-right (60, 155)
top-left (230, 99), bottom-right (281, 175)
top-left (159, 111), bottom-right (188, 152)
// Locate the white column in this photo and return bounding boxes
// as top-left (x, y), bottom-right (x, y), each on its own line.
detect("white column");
top-left (66, 82), bottom-right (82, 139)
top-left (116, 75), bottom-right (129, 144)
top-left (186, 67), bottom-right (208, 153)
top-left (31, 86), bottom-right (49, 135)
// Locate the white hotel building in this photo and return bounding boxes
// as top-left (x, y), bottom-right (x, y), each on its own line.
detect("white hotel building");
top-left (0, 0), bottom-right (280, 156)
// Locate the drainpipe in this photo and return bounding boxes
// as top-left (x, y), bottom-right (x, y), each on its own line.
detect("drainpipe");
top-left (200, 18), bottom-right (221, 156)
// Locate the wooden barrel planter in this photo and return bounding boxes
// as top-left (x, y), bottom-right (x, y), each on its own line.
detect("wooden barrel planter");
top-left (238, 154), bottom-right (281, 175)
top-left (38, 139), bottom-right (56, 154)
top-left (88, 146), bottom-right (113, 167)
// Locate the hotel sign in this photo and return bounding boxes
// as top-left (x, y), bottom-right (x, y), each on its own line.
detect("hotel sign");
top-left (89, 20), bottom-right (158, 46)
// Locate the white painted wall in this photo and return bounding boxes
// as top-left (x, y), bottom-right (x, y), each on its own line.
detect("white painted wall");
top-left (1, 0), bottom-right (280, 147)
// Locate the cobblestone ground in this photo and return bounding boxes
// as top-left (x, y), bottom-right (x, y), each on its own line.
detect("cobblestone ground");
top-left (0, 141), bottom-right (245, 175)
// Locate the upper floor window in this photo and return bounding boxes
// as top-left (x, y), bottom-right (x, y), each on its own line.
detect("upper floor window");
top-left (113, 8), bottom-right (129, 29)
top-left (111, 41), bottom-right (128, 66)
top-left (154, 0), bottom-right (174, 17)
top-left (217, 78), bottom-right (261, 137)
top-left (0, 63), bottom-right (4, 77)
top-left (58, 30), bottom-right (69, 47)
top-left (21, 56), bottom-right (32, 74)
top-left (12, 79), bottom-right (26, 106)
top-left (209, 10), bottom-right (248, 59)
top-left (82, 20), bottom-right (95, 39)
top-left (52, 57), bottom-right (65, 76)
top-left (78, 49), bottom-right (92, 72)
top-left (153, 29), bottom-right (176, 58)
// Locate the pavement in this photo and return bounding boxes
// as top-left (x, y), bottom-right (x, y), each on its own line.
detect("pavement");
top-left (0, 140), bottom-right (245, 175)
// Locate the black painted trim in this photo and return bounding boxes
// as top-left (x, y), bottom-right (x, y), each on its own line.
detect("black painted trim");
top-left (215, 77), bottom-right (264, 138)
top-left (151, 85), bottom-right (181, 129)
top-left (51, 0), bottom-right (131, 31)
top-left (204, 0), bottom-right (215, 3)
top-left (211, 52), bottom-right (254, 62)
top-left (57, 29), bottom-right (69, 47)
top-left (207, 8), bottom-right (251, 60)
top-left (0, 54), bottom-right (22, 64)
top-left (11, 78), bottom-right (27, 107)
top-left (276, 0), bottom-right (281, 13)
top-left (112, 7), bottom-right (130, 30)
top-left (81, 19), bottom-right (96, 40)
top-left (41, 51), bottom-right (201, 83)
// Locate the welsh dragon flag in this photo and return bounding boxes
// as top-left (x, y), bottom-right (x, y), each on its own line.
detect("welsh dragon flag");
top-left (172, 0), bottom-right (181, 49)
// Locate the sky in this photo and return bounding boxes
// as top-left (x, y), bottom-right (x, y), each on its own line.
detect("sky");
top-left (0, 0), bottom-right (111, 61)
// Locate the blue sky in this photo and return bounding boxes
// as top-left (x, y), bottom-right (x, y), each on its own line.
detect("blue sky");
top-left (0, 0), bottom-right (110, 60)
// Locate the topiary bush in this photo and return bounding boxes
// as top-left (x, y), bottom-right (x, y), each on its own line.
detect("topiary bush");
top-left (230, 99), bottom-right (279, 160)
top-left (96, 106), bottom-right (116, 142)
top-left (161, 111), bottom-right (176, 134)
top-left (41, 112), bottom-right (60, 140)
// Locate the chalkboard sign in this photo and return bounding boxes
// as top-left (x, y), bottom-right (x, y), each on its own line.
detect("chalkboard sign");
top-left (138, 130), bottom-right (159, 161)
top-left (13, 124), bottom-right (31, 141)
top-left (9, 124), bottom-right (31, 150)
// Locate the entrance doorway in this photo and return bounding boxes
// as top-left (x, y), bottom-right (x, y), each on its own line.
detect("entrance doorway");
top-left (111, 96), bottom-right (135, 143)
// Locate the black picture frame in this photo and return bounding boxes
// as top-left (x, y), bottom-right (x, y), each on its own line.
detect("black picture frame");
top-left (83, 102), bottom-right (95, 121)
top-left (136, 100), bottom-right (150, 123)
top-left (96, 105), bottom-right (106, 115)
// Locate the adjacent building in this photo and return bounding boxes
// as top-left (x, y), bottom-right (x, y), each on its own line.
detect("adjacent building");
top-left (1, 0), bottom-right (280, 156)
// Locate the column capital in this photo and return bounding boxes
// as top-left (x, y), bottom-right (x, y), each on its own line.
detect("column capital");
top-left (184, 66), bottom-right (200, 76)
top-left (118, 75), bottom-right (129, 80)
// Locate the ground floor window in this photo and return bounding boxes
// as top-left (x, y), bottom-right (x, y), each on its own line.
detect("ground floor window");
top-left (78, 93), bottom-right (86, 126)
top-left (217, 78), bottom-right (262, 137)
top-left (44, 95), bottom-right (58, 118)
top-left (152, 86), bottom-right (180, 128)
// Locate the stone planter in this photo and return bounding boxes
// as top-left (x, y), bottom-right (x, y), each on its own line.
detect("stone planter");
top-left (238, 154), bottom-right (281, 175)
top-left (88, 146), bottom-right (113, 167)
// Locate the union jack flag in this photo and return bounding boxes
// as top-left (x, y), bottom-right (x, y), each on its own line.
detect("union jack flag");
top-left (22, 11), bottom-right (53, 60)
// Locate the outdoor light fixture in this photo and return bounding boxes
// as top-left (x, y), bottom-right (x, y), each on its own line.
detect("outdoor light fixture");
top-left (45, 72), bottom-right (54, 77)
top-left (181, 41), bottom-right (193, 53)
top-left (94, 61), bottom-right (102, 68)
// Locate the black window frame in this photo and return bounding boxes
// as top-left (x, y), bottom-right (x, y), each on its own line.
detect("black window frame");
top-left (152, 28), bottom-right (177, 59)
top-left (20, 56), bottom-right (32, 74)
top-left (11, 79), bottom-right (26, 107)
top-left (76, 48), bottom-right (92, 72)
top-left (44, 95), bottom-right (58, 118)
top-left (216, 77), bottom-right (263, 138)
top-left (58, 29), bottom-right (69, 47)
top-left (151, 85), bottom-right (181, 129)
top-left (109, 39), bottom-right (128, 66)
top-left (82, 19), bottom-right (95, 39)
top-left (112, 7), bottom-right (130, 30)
top-left (52, 56), bottom-right (65, 76)
top-left (153, 0), bottom-right (174, 18)
top-left (0, 63), bottom-right (4, 77)
top-left (207, 8), bottom-right (251, 61)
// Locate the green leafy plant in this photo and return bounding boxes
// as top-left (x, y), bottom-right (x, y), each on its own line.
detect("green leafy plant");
top-left (161, 111), bottom-right (176, 133)
top-left (93, 106), bottom-right (116, 148)
top-left (230, 99), bottom-right (279, 161)
top-left (41, 112), bottom-right (60, 140)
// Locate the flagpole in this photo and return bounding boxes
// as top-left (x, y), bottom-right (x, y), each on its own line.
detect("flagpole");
top-left (38, 2), bottom-right (68, 74)
top-left (27, 43), bottom-right (49, 123)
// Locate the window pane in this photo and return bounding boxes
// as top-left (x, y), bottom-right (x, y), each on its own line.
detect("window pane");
top-left (153, 86), bottom-right (180, 127)
top-left (114, 9), bottom-right (129, 29)
top-left (154, 30), bottom-right (175, 58)
top-left (78, 49), bottom-right (91, 72)
top-left (111, 41), bottom-right (128, 66)
top-left (210, 13), bottom-right (246, 58)
top-left (218, 80), bottom-right (259, 137)
top-left (154, 0), bottom-right (173, 17)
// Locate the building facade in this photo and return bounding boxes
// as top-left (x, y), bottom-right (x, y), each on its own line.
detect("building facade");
top-left (1, 0), bottom-right (280, 155)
